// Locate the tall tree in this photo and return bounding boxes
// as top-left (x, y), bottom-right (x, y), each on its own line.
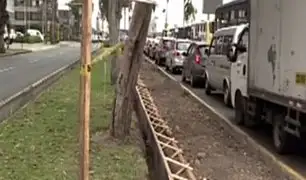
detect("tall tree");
top-left (183, 0), bottom-right (196, 23)
top-left (0, 0), bottom-right (9, 53)
top-left (110, 1), bottom-right (154, 139)
top-left (68, 0), bottom-right (83, 39)
top-left (99, 0), bottom-right (130, 85)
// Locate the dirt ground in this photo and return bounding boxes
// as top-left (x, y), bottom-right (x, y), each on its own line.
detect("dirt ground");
top-left (139, 60), bottom-right (293, 180)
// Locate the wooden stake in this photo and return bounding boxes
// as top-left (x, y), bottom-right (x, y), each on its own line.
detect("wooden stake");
top-left (79, 0), bottom-right (92, 180)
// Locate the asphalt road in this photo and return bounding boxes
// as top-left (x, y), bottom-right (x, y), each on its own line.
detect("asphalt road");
top-left (0, 43), bottom-right (100, 102)
top-left (148, 59), bottom-right (306, 179)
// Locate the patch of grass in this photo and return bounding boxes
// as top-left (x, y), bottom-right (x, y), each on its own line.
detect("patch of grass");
top-left (0, 59), bottom-right (147, 179)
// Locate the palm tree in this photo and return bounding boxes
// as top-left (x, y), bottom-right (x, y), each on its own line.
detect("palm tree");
top-left (0, 0), bottom-right (9, 53)
top-left (183, 0), bottom-right (196, 24)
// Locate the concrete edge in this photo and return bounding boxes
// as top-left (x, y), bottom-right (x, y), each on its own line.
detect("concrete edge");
top-left (144, 56), bottom-right (305, 180)
top-left (0, 47), bottom-right (102, 123)
top-left (0, 50), bottom-right (32, 58)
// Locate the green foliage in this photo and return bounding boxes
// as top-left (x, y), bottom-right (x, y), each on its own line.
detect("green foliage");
top-left (67, 0), bottom-right (82, 20)
top-left (99, 0), bottom-right (131, 22)
top-left (183, 0), bottom-right (197, 22)
top-left (14, 34), bottom-right (43, 44)
top-left (0, 55), bottom-right (147, 179)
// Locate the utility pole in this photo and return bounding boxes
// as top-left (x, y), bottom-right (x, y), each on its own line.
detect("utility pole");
top-left (79, 0), bottom-right (92, 179)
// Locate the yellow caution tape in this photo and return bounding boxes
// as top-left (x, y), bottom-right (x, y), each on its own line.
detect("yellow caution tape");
top-left (80, 64), bottom-right (92, 76)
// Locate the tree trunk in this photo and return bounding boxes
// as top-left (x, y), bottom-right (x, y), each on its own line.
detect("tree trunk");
top-left (0, 35), bottom-right (5, 53)
top-left (0, 0), bottom-right (8, 53)
top-left (110, 2), bottom-right (153, 139)
top-left (108, 0), bottom-right (121, 85)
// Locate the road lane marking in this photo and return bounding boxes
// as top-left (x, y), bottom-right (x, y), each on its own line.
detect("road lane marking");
top-left (29, 59), bottom-right (39, 63)
top-left (0, 66), bottom-right (15, 73)
top-left (144, 56), bottom-right (306, 180)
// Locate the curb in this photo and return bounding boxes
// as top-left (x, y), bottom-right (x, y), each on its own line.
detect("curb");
top-left (144, 56), bottom-right (305, 180)
top-left (0, 47), bottom-right (102, 123)
top-left (0, 50), bottom-right (32, 58)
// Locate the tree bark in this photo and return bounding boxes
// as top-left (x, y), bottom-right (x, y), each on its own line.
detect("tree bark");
top-left (0, 0), bottom-right (8, 53)
top-left (110, 2), bottom-right (153, 139)
top-left (0, 35), bottom-right (5, 53)
top-left (108, 0), bottom-right (121, 85)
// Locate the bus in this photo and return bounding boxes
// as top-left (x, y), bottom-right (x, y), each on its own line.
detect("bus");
top-left (214, 0), bottom-right (249, 31)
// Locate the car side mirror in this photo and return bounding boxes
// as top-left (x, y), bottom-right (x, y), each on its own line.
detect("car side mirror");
top-left (204, 48), bottom-right (210, 56)
top-left (182, 52), bottom-right (188, 56)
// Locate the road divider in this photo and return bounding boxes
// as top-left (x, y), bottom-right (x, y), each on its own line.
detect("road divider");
top-left (144, 56), bottom-right (305, 180)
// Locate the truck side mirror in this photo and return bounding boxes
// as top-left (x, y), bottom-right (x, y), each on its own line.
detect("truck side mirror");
top-left (236, 44), bottom-right (247, 53)
top-left (226, 46), bottom-right (236, 62)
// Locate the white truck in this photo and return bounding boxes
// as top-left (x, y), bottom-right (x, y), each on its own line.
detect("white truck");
top-left (229, 0), bottom-right (306, 154)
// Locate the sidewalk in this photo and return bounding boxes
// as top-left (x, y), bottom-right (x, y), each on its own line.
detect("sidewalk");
top-left (9, 43), bottom-right (59, 52)
top-left (0, 60), bottom-right (147, 179)
top-left (0, 48), bottom-right (32, 58)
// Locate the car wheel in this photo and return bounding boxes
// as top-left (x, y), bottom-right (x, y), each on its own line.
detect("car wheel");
top-left (165, 64), bottom-right (169, 70)
top-left (223, 84), bottom-right (232, 107)
top-left (170, 64), bottom-right (176, 74)
top-left (190, 74), bottom-right (198, 87)
top-left (234, 91), bottom-right (245, 125)
top-left (273, 114), bottom-right (295, 154)
top-left (205, 78), bottom-right (212, 95)
top-left (181, 69), bottom-right (186, 82)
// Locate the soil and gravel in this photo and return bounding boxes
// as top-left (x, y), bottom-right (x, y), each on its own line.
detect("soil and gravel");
top-left (139, 60), bottom-right (293, 180)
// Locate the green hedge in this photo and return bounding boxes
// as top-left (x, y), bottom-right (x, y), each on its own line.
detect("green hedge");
top-left (14, 34), bottom-right (43, 44)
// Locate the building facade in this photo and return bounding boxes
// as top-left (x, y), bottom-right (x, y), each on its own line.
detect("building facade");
top-left (6, 0), bottom-right (15, 24)
top-left (13, 0), bottom-right (58, 33)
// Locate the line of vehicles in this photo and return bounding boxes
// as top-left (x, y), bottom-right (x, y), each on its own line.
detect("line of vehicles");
top-left (144, 0), bottom-right (306, 155)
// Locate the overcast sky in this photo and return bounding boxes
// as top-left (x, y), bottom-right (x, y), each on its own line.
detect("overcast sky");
top-left (58, 0), bottom-right (235, 31)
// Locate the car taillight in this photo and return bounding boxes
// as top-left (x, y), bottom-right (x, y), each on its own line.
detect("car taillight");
top-left (195, 55), bottom-right (201, 64)
top-left (173, 51), bottom-right (180, 56)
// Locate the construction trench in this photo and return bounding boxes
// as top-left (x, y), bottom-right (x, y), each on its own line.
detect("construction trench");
top-left (134, 78), bottom-right (197, 180)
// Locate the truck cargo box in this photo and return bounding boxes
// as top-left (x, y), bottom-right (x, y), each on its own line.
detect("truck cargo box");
top-left (249, 0), bottom-right (306, 108)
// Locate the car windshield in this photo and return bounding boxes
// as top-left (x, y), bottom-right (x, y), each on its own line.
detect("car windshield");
top-left (176, 42), bottom-right (190, 51)
top-left (198, 45), bottom-right (209, 57)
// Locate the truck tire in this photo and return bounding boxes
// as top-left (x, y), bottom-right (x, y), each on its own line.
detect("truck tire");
top-left (273, 114), bottom-right (294, 154)
top-left (234, 91), bottom-right (245, 125)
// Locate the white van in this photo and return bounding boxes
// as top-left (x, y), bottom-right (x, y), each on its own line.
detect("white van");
top-left (203, 24), bottom-right (248, 107)
top-left (26, 29), bottom-right (44, 41)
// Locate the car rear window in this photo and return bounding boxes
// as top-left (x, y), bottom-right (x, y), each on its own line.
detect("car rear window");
top-left (198, 45), bottom-right (209, 57)
top-left (162, 40), bottom-right (175, 49)
top-left (176, 42), bottom-right (190, 51)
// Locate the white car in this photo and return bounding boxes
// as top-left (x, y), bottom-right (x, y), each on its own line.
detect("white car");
top-left (26, 29), bottom-right (44, 41)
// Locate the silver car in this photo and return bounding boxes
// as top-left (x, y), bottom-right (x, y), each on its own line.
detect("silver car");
top-left (165, 39), bottom-right (191, 74)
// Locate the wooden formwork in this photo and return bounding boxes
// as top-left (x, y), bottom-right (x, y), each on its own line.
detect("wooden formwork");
top-left (135, 79), bottom-right (197, 180)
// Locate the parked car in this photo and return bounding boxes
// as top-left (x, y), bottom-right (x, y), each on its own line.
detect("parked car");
top-left (26, 29), bottom-right (44, 41)
top-left (181, 41), bottom-right (209, 87)
top-left (154, 37), bottom-right (175, 65)
top-left (165, 39), bottom-right (191, 74)
top-left (204, 24), bottom-right (248, 107)
top-left (144, 38), bottom-right (152, 55)
top-left (148, 39), bottom-right (159, 60)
